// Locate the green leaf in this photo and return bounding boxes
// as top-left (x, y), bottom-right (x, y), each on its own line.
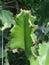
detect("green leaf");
top-left (37, 42), bottom-right (49, 65)
top-left (7, 10), bottom-right (36, 57)
top-left (0, 10), bottom-right (15, 30)
top-left (30, 42), bottom-right (49, 65)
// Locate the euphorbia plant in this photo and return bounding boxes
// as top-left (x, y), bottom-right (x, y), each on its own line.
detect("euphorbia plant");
top-left (7, 10), bottom-right (49, 65)
top-left (7, 10), bottom-right (38, 65)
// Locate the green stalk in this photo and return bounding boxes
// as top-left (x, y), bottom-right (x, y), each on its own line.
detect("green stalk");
top-left (2, 31), bottom-right (4, 65)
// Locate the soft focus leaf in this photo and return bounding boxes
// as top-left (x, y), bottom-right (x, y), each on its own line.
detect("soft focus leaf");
top-left (37, 42), bottom-right (49, 65)
top-left (0, 10), bottom-right (15, 30)
top-left (30, 42), bottom-right (49, 65)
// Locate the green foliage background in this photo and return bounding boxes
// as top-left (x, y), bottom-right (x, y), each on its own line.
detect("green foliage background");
top-left (0, 0), bottom-right (49, 65)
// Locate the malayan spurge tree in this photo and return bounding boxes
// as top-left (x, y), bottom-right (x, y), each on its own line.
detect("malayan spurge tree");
top-left (7, 10), bottom-right (49, 65)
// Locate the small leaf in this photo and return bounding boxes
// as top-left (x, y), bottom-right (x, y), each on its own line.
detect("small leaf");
top-left (0, 10), bottom-right (15, 31)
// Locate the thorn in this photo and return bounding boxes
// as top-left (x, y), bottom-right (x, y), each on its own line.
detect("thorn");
top-left (32, 42), bottom-right (36, 46)
top-left (31, 25), bottom-right (39, 28)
